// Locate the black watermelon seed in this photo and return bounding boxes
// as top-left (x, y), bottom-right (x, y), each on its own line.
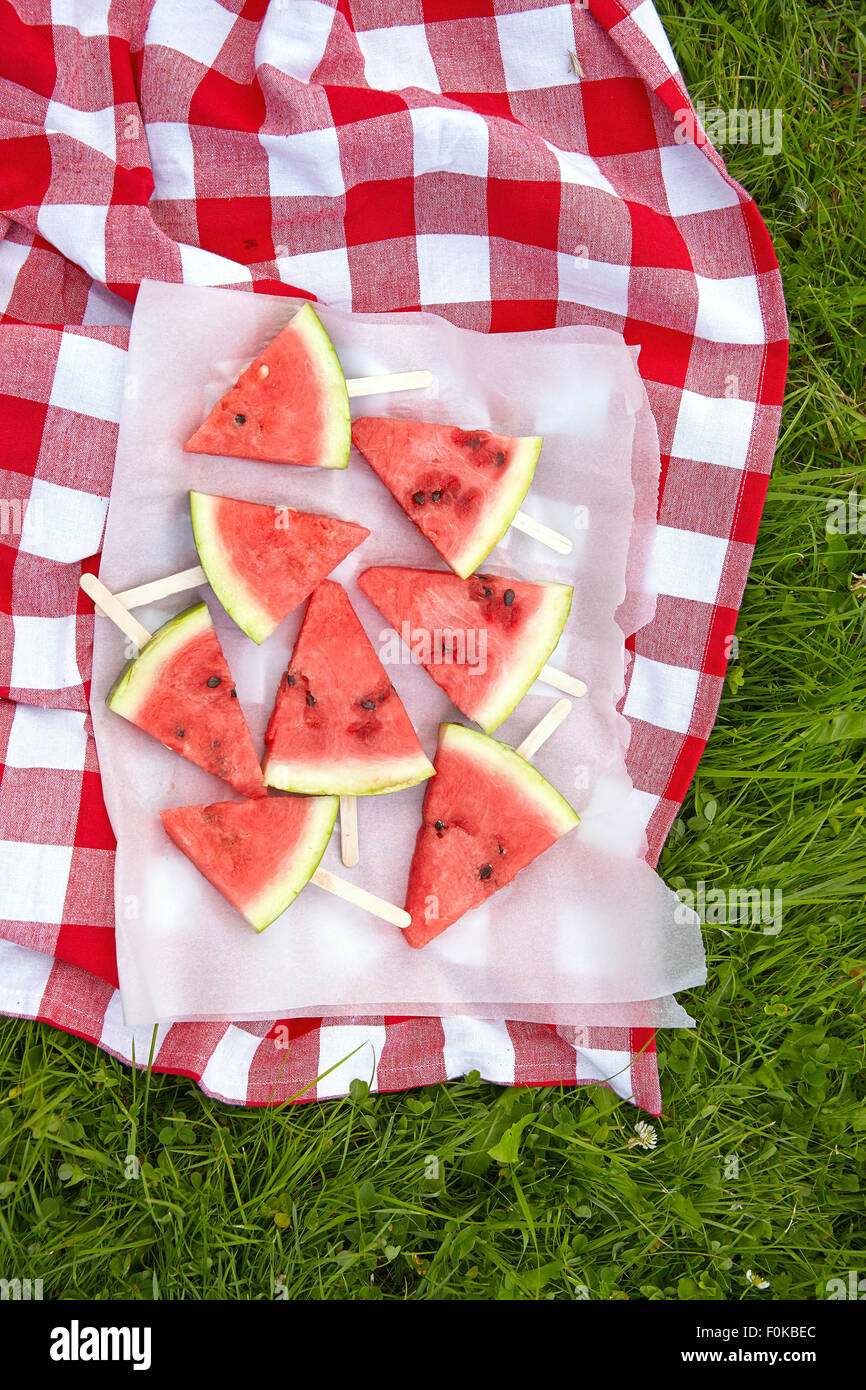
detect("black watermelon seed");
top-left (234, 413), bottom-right (246, 425)
top-left (412, 491), bottom-right (425, 505)
top-left (434, 820), bottom-right (446, 834)
top-left (286, 673), bottom-right (296, 686)
top-left (206, 675), bottom-right (222, 687)
top-left (213, 740), bottom-right (221, 749)
top-left (306, 691), bottom-right (316, 707)
top-left (360, 699), bottom-right (376, 710)
top-left (230, 688), bottom-right (238, 698)
top-left (479, 864), bottom-right (493, 880)
top-left (503, 589), bottom-right (515, 607)
top-left (378, 691), bottom-right (388, 702)
top-left (482, 586), bottom-right (492, 597)
top-left (493, 450), bottom-right (506, 467)
top-left (176, 728), bottom-right (185, 739)
top-left (431, 490), bottom-right (442, 502)
top-left (498, 844), bottom-right (505, 854)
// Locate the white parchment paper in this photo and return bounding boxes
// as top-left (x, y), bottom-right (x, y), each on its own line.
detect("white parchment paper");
top-left (92, 281), bottom-right (705, 1025)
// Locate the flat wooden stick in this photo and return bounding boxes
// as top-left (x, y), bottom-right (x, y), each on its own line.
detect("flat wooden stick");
top-left (339, 795), bottom-right (359, 869)
top-left (539, 664), bottom-right (588, 698)
top-left (512, 510), bottom-right (573, 555)
top-left (346, 370), bottom-right (433, 399)
top-left (515, 697), bottom-right (572, 760)
top-left (312, 868), bottom-right (410, 929)
top-left (80, 573), bottom-right (152, 650)
top-left (111, 565), bottom-right (207, 611)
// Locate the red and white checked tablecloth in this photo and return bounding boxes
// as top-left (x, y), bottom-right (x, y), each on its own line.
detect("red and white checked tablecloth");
top-left (0, 0), bottom-right (787, 1114)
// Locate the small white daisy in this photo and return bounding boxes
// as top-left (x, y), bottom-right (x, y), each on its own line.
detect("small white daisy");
top-left (627, 1120), bottom-right (658, 1150)
top-left (745, 1269), bottom-right (770, 1289)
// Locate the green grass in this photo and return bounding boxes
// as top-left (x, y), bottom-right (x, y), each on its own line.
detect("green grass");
top-left (0, 0), bottom-right (864, 1301)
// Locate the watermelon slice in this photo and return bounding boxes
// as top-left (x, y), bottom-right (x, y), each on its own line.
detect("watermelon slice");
top-left (184, 303), bottom-right (351, 468)
top-left (107, 601), bottom-right (265, 799)
top-left (351, 418), bottom-right (542, 577)
top-left (263, 580), bottom-right (435, 795)
top-left (161, 794), bottom-right (338, 932)
top-left (403, 723), bottom-right (579, 948)
top-left (358, 566), bottom-right (573, 733)
top-left (190, 491), bottom-right (369, 644)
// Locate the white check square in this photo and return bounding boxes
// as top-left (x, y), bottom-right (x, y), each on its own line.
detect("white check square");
top-left (18, 478), bottom-right (108, 564)
top-left (651, 525), bottom-right (728, 603)
top-left (671, 389), bottom-right (756, 470)
top-left (144, 123), bottom-right (197, 200)
top-left (6, 705), bottom-right (89, 773)
top-left (356, 24), bottom-right (440, 94)
top-left (659, 141), bottom-right (742, 217)
top-left (261, 127), bottom-right (344, 198)
top-left (254, 0), bottom-right (336, 82)
top-left (623, 653), bottom-right (700, 735)
top-left (10, 615), bottom-right (82, 691)
top-left (45, 101), bottom-right (117, 161)
top-left (0, 841), bottom-right (73, 925)
top-left (145, 0), bottom-right (235, 67)
top-left (37, 204), bottom-right (108, 284)
top-left (694, 273), bottom-right (765, 344)
top-left (276, 246), bottom-right (351, 306)
top-left (497, 5), bottom-right (576, 91)
top-left (49, 332), bottom-right (125, 424)
top-left (557, 252), bottom-right (630, 318)
top-left (51, 0), bottom-right (112, 36)
top-left (410, 106), bottom-right (489, 179)
top-left (417, 234), bottom-right (490, 303)
top-left (316, 1024), bottom-right (386, 1098)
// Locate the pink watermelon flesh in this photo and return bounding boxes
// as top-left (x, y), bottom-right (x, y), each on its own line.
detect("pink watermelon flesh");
top-left (107, 603), bottom-right (265, 799)
top-left (160, 794), bottom-right (337, 932)
top-left (351, 418), bottom-right (541, 577)
top-left (190, 490), bottom-right (369, 643)
top-left (358, 566), bottom-right (573, 733)
top-left (184, 304), bottom-right (350, 467)
top-left (403, 723), bottom-right (579, 948)
top-left (263, 580), bottom-right (435, 795)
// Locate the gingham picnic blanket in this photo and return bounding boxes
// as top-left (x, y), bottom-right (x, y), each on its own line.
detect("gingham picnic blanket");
top-left (0, 0), bottom-right (786, 1114)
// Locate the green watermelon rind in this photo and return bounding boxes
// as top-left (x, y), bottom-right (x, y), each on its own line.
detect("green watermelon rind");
top-left (291, 304), bottom-right (351, 471)
top-left (473, 581), bottom-right (574, 733)
top-left (189, 491), bottom-right (276, 645)
top-left (261, 751), bottom-right (435, 797)
top-left (438, 722), bottom-right (580, 838)
top-left (106, 601), bottom-right (212, 718)
top-left (245, 795), bottom-right (339, 932)
top-left (450, 434), bottom-right (543, 578)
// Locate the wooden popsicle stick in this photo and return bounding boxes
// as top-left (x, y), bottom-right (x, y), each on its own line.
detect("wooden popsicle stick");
top-left (511, 510), bottom-right (573, 555)
top-left (312, 868), bottom-right (410, 929)
top-left (538, 664), bottom-right (588, 699)
top-left (346, 369), bottom-right (433, 399)
top-left (109, 565), bottom-right (207, 612)
top-left (339, 795), bottom-right (359, 868)
top-left (515, 697), bottom-right (572, 761)
top-left (80, 572), bottom-right (152, 650)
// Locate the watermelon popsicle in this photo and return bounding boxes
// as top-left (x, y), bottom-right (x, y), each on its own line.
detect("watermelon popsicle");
top-left (350, 418), bottom-right (573, 577)
top-left (189, 490), bottom-right (370, 644)
top-left (183, 301), bottom-right (433, 468)
top-left (402, 704), bottom-right (579, 948)
top-left (358, 565), bottom-right (586, 732)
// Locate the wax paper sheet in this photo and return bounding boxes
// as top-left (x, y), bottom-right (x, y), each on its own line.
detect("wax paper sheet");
top-left (90, 281), bottom-right (705, 1025)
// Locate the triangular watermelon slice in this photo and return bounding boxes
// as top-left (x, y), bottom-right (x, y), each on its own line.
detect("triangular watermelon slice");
top-left (358, 566), bottom-right (573, 732)
top-left (263, 580), bottom-right (435, 795)
top-left (161, 794), bottom-right (338, 932)
top-left (184, 303), bottom-right (351, 468)
top-left (190, 491), bottom-right (369, 644)
top-left (351, 418), bottom-right (542, 577)
top-left (403, 723), bottom-right (579, 948)
top-left (107, 601), bottom-right (265, 799)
